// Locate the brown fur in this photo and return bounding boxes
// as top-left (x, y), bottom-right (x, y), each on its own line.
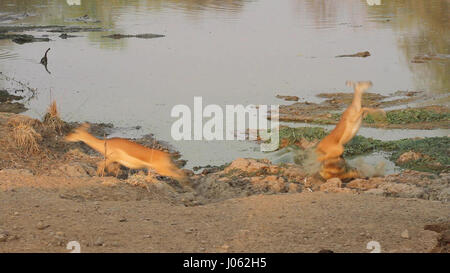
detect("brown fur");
top-left (65, 124), bottom-right (186, 181)
top-left (316, 81), bottom-right (385, 180)
top-left (319, 157), bottom-right (359, 181)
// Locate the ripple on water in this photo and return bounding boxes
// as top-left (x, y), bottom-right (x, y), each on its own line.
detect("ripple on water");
top-left (0, 49), bottom-right (19, 61)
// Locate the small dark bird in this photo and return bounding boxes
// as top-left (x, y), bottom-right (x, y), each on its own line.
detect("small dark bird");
top-left (40, 48), bottom-right (50, 66)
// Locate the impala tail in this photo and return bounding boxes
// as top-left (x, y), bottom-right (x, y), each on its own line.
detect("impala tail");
top-left (65, 123), bottom-right (91, 142)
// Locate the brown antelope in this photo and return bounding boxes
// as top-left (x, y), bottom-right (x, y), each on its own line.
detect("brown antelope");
top-left (316, 81), bottom-right (385, 180)
top-left (65, 124), bottom-right (186, 182)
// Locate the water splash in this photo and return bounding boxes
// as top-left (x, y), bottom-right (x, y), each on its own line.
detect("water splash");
top-left (349, 157), bottom-right (386, 177)
top-left (271, 145), bottom-right (394, 178)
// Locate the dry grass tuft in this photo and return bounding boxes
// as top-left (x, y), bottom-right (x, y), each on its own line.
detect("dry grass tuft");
top-left (7, 114), bottom-right (41, 128)
top-left (48, 100), bottom-right (58, 117)
top-left (64, 148), bottom-right (93, 161)
top-left (125, 172), bottom-right (158, 192)
top-left (43, 100), bottom-right (65, 134)
top-left (10, 122), bottom-right (42, 154)
top-left (65, 148), bottom-right (87, 158)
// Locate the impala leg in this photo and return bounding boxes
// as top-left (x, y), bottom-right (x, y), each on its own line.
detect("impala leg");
top-left (106, 162), bottom-right (121, 177)
top-left (338, 169), bottom-right (360, 180)
top-left (96, 159), bottom-right (115, 177)
top-left (317, 144), bottom-right (344, 162)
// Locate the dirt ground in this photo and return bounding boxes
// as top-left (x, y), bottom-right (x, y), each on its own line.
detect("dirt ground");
top-left (0, 172), bottom-right (449, 253)
top-left (0, 112), bottom-right (449, 253)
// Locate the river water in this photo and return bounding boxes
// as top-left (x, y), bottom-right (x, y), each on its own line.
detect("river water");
top-left (0, 0), bottom-right (448, 168)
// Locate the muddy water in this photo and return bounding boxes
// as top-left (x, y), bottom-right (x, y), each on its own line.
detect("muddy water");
top-left (0, 0), bottom-right (449, 168)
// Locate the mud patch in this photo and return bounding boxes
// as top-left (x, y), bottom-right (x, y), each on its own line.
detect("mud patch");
top-left (0, 90), bottom-right (26, 113)
top-left (102, 33), bottom-right (165, 39)
top-left (0, 33), bottom-right (50, 44)
top-left (276, 95), bottom-right (299, 101)
top-left (59, 33), bottom-right (78, 39)
top-left (64, 15), bottom-right (100, 24)
top-left (0, 12), bottom-right (35, 23)
top-left (0, 25), bottom-right (104, 34)
top-left (0, 90), bottom-right (23, 103)
top-left (335, 51), bottom-right (371, 58)
top-left (0, 103), bottom-right (26, 114)
top-left (277, 91), bottom-right (449, 129)
top-left (411, 54), bottom-right (450, 64)
top-left (316, 90), bottom-right (422, 109)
